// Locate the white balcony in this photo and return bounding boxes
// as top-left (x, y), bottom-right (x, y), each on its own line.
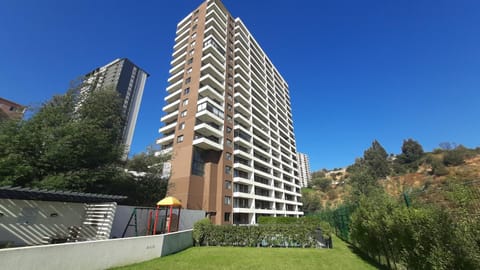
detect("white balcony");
top-left (200, 63), bottom-right (224, 84)
top-left (166, 79), bottom-right (182, 94)
top-left (205, 16), bottom-right (226, 36)
top-left (172, 48), bottom-right (187, 65)
top-left (234, 81), bottom-right (250, 99)
top-left (234, 92), bottom-right (249, 108)
top-left (233, 162), bottom-right (252, 173)
top-left (160, 110), bottom-right (179, 123)
top-left (164, 89), bottom-right (182, 103)
top-left (234, 102), bottom-right (250, 118)
top-left (196, 109), bottom-right (223, 126)
top-left (234, 73), bottom-right (249, 90)
top-left (156, 134), bottom-right (174, 146)
top-left (204, 26), bottom-right (226, 47)
top-left (194, 123), bottom-right (223, 138)
top-left (163, 99), bottom-right (180, 113)
top-left (198, 84), bottom-right (223, 103)
top-left (167, 70), bottom-right (184, 85)
top-left (234, 136), bottom-right (250, 149)
top-left (193, 137), bottom-right (223, 151)
top-left (169, 59), bottom-right (186, 75)
top-left (173, 34), bottom-right (190, 53)
top-left (201, 53), bottom-right (225, 74)
top-left (203, 42), bottom-right (225, 65)
top-left (233, 176), bottom-right (252, 185)
top-left (199, 73), bottom-right (224, 92)
top-left (234, 55), bottom-right (248, 73)
top-left (159, 121), bottom-right (177, 134)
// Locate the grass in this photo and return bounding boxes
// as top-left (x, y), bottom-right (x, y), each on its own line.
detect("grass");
top-left (111, 236), bottom-right (380, 270)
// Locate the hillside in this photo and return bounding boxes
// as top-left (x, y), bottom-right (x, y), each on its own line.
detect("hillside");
top-left (305, 150), bottom-right (480, 211)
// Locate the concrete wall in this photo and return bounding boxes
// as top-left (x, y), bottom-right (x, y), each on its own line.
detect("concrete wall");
top-left (0, 229), bottom-right (193, 270)
top-left (0, 199), bottom-right (86, 246)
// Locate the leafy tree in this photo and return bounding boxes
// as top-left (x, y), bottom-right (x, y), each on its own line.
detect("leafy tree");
top-left (300, 188), bottom-right (321, 214)
top-left (0, 88), bottom-right (125, 190)
top-left (399, 138), bottom-right (424, 163)
top-left (311, 177), bottom-right (331, 192)
top-left (443, 145), bottom-right (468, 166)
top-left (363, 140), bottom-right (390, 179)
top-left (122, 149), bottom-right (171, 206)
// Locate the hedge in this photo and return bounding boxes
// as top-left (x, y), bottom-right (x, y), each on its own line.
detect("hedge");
top-left (193, 217), bottom-right (332, 248)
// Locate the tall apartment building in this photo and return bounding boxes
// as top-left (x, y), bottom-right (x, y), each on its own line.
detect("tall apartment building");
top-left (157, 0), bottom-right (303, 224)
top-left (297, 152), bottom-right (312, 187)
top-left (79, 58), bottom-right (148, 156)
top-left (0, 97), bottom-right (26, 120)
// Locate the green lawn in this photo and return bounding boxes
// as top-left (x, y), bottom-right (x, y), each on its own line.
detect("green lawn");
top-left (111, 236), bottom-right (380, 270)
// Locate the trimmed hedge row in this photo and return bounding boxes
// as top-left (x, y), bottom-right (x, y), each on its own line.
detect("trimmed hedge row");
top-left (193, 217), bottom-right (332, 248)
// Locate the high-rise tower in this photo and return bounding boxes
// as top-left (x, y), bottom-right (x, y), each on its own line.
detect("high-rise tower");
top-left (80, 58), bottom-right (148, 157)
top-left (157, 0), bottom-right (303, 224)
top-left (297, 152), bottom-right (312, 188)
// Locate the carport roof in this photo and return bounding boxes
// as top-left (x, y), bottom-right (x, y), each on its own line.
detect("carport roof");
top-left (0, 186), bottom-right (127, 203)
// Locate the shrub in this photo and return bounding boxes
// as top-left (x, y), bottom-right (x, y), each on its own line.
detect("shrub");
top-left (192, 218), bottom-right (212, 246)
top-left (194, 217), bottom-right (332, 248)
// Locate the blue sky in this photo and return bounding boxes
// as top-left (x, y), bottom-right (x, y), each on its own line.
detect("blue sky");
top-left (1, 0), bottom-right (479, 171)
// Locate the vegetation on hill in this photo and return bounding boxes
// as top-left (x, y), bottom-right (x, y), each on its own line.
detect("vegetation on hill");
top-left (306, 139), bottom-right (480, 269)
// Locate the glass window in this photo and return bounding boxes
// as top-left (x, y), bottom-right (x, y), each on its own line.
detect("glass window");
top-left (177, 135), bottom-right (184, 143)
top-left (184, 88), bottom-right (190, 95)
top-left (225, 152), bottom-right (232, 160)
top-left (225, 180), bottom-right (232, 189)
top-left (179, 122), bottom-right (185, 130)
top-left (182, 99), bottom-right (189, 106)
top-left (224, 196), bottom-right (231, 205)
top-left (225, 166), bottom-right (231, 175)
top-left (181, 110), bottom-right (187, 117)
top-left (224, 212), bottom-right (230, 222)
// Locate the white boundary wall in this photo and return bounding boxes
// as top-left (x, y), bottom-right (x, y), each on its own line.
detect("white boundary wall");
top-left (0, 229), bottom-right (193, 270)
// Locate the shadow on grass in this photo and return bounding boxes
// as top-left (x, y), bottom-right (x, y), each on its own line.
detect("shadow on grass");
top-left (346, 243), bottom-right (388, 270)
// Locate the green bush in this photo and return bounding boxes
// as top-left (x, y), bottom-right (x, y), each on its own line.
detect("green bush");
top-left (193, 217), bottom-right (332, 248)
top-left (192, 218), bottom-right (212, 246)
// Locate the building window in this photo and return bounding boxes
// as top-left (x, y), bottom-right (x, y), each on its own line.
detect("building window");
top-left (225, 152), bottom-right (232, 160)
top-left (224, 212), bottom-right (231, 222)
top-left (179, 122), bottom-right (185, 130)
top-left (193, 18), bottom-right (198, 23)
top-left (177, 135), bottom-right (184, 143)
top-left (181, 110), bottom-right (187, 117)
top-left (192, 24), bottom-right (197, 30)
top-left (185, 77), bottom-right (191, 84)
top-left (190, 41), bottom-right (196, 47)
top-left (191, 147), bottom-right (205, 176)
top-left (226, 139), bottom-right (232, 147)
top-left (184, 88), bottom-right (190, 95)
top-left (227, 115), bottom-right (232, 123)
top-left (182, 99), bottom-right (189, 106)
top-left (227, 104), bottom-right (232, 111)
top-left (227, 94), bottom-right (233, 101)
top-left (225, 166), bottom-right (232, 175)
top-left (189, 50), bottom-right (194, 56)
top-left (225, 180), bottom-right (232, 189)
top-left (187, 58), bottom-right (193, 65)
top-left (224, 196), bottom-right (231, 205)
top-left (226, 127), bottom-right (232, 134)
top-left (191, 32), bottom-right (197, 39)
top-left (187, 67), bottom-right (192, 74)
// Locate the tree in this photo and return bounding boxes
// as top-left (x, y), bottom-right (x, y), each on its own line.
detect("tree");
top-left (311, 177), bottom-right (331, 192)
top-left (0, 88), bottom-right (126, 190)
top-left (363, 140), bottom-right (390, 179)
top-left (301, 188), bottom-right (321, 214)
top-left (122, 149), bottom-right (171, 206)
top-left (399, 138), bottom-right (424, 164)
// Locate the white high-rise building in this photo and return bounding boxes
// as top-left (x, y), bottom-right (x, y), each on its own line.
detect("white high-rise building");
top-left (297, 152), bottom-right (312, 187)
top-left (157, 0), bottom-right (303, 224)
